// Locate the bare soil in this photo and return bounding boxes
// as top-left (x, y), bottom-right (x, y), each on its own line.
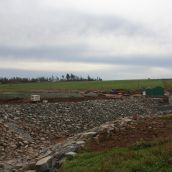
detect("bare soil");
top-left (87, 116), bottom-right (172, 152)
top-left (0, 96), bottom-right (118, 104)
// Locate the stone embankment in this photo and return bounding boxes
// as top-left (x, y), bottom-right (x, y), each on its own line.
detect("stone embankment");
top-left (0, 97), bottom-right (171, 172)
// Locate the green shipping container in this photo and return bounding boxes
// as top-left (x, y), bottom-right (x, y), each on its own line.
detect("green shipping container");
top-left (145, 86), bottom-right (164, 96)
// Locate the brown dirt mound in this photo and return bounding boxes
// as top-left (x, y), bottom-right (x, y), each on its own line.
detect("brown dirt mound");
top-left (86, 116), bottom-right (172, 152)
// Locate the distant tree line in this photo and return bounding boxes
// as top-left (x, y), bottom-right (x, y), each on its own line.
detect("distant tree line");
top-left (0, 74), bottom-right (102, 84)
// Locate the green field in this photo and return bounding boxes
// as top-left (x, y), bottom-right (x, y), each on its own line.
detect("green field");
top-left (164, 79), bottom-right (172, 88)
top-left (0, 79), bottom-right (170, 92)
top-left (63, 139), bottom-right (172, 172)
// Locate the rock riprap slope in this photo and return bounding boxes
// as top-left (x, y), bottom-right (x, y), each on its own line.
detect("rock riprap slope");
top-left (0, 98), bottom-right (161, 163)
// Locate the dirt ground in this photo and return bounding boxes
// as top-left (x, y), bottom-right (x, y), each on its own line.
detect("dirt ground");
top-left (0, 96), bottom-right (118, 104)
top-left (86, 116), bottom-right (172, 152)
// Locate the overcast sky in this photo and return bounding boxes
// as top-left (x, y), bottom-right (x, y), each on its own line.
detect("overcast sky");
top-left (0, 0), bottom-right (172, 80)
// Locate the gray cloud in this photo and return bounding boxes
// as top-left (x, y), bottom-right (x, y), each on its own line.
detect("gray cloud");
top-left (1, 65), bottom-right (172, 80)
top-left (0, 45), bottom-right (89, 60)
top-left (0, 45), bottom-right (171, 68)
top-left (0, 0), bottom-right (172, 79)
top-left (0, 5), bottom-right (151, 47)
top-left (56, 12), bottom-right (147, 35)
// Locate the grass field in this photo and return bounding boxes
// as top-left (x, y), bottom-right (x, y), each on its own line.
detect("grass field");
top-left (63, 138), bottom-right (172, 172)
top-left (164, 79), bottom-right (172, 88)
top-left (0, 79), bottom-right (169, 92)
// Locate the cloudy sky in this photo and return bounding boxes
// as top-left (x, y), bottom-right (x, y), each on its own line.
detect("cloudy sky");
top-left (0, 0), bottom-right (172, 80)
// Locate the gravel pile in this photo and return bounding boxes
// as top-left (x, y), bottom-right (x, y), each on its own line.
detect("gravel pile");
top-left (0, 97), bottom-right (161, 163)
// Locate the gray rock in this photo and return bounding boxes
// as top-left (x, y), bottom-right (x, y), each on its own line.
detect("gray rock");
top-left (36, 156), bottom-right (53, 172)
top-left (65, 152), bottom-right (77, 160)
top-left (81, 132), bottom-right (97, 138)
top-left (76, 141), bottom-right (85, 145)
